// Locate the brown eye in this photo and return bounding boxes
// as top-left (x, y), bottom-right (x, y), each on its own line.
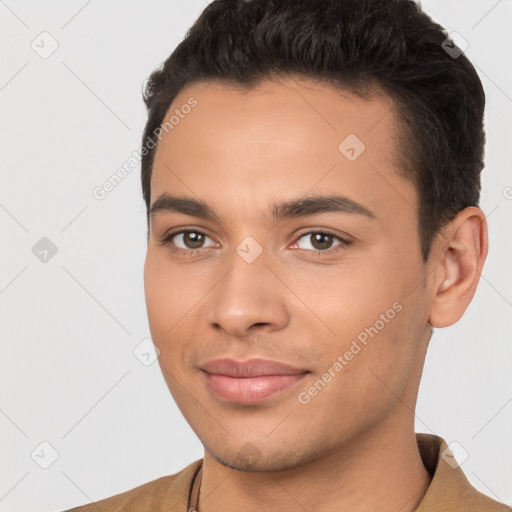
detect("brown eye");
top-left (310, 233), bottom-right (334, 250)
top-left (294, 231), bottom-right (351, 252)
top-left (161, 230), bottom-right (216, 252)
top-left (180, 231), bottom-right (206, 249)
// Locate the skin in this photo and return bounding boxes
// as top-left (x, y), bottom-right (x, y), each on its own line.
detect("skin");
top-left (143, 76), bottom-right (488, 512)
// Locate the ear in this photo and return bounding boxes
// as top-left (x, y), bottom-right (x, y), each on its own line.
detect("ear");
top-left (429, 207), bottom-right (488, 328)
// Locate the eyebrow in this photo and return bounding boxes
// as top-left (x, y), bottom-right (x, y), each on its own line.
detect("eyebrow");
top-left (149, 193), bottom-right (377, 222)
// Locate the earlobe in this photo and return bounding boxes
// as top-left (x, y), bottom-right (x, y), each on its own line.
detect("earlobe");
top-left (429, 207), bottom-right (488, 328)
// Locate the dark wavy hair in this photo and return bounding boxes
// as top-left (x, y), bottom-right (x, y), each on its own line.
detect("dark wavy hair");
top-left (141, 0), bottom-right (485, 262)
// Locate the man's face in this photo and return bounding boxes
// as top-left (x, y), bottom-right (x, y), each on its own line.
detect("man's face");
top-left (144, 77), bottom-right (435, 471)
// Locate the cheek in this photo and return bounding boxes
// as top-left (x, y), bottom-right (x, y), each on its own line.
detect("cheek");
top-left (144, 258), bottom-right (168, 330)
top-left (144, 251), bottom-right (210, 373)
top-left (290, 259), bottom-right (415, 384)
top-left (144, 253), bottom-right (185, 347)
top-left (285, 258), bottom-right (401, 334)
top-left (316, 298), bottom-right (424, 427)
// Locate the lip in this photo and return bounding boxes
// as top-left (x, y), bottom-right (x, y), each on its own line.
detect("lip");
top-left (201, 358), bottom-right (308, 377)
top-left (201, 358), bottom-right (309, 404)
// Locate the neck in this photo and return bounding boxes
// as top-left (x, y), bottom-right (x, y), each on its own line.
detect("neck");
top-left (197, 416), bottom-right (431, 512)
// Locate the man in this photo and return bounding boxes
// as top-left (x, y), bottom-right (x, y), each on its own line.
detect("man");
top-left (65, 0), bottom-right (510, 510)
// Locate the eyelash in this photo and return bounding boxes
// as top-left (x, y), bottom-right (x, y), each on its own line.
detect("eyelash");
top-left (158, 229), bottom-right (352, 256)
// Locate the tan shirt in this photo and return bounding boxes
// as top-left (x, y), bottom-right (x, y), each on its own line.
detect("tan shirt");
top-left (63, 433), bottom-right (511, 511)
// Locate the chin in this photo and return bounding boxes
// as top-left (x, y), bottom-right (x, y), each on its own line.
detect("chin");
top-left (206, 439), bottom-right (324, 473)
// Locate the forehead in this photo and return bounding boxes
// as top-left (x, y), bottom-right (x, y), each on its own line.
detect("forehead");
top-left (150, 77), bottom-right (416, 223)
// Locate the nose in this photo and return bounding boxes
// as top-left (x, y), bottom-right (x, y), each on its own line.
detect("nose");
top-left (207, 249), bottom-right (289, 338)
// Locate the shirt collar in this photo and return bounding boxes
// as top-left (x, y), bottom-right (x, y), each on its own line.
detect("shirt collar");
top-left (415, 433), bottom-right (509, 511)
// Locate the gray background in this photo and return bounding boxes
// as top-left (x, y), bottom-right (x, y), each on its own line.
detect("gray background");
top-left (0, 1), bottom-right (510, 511)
